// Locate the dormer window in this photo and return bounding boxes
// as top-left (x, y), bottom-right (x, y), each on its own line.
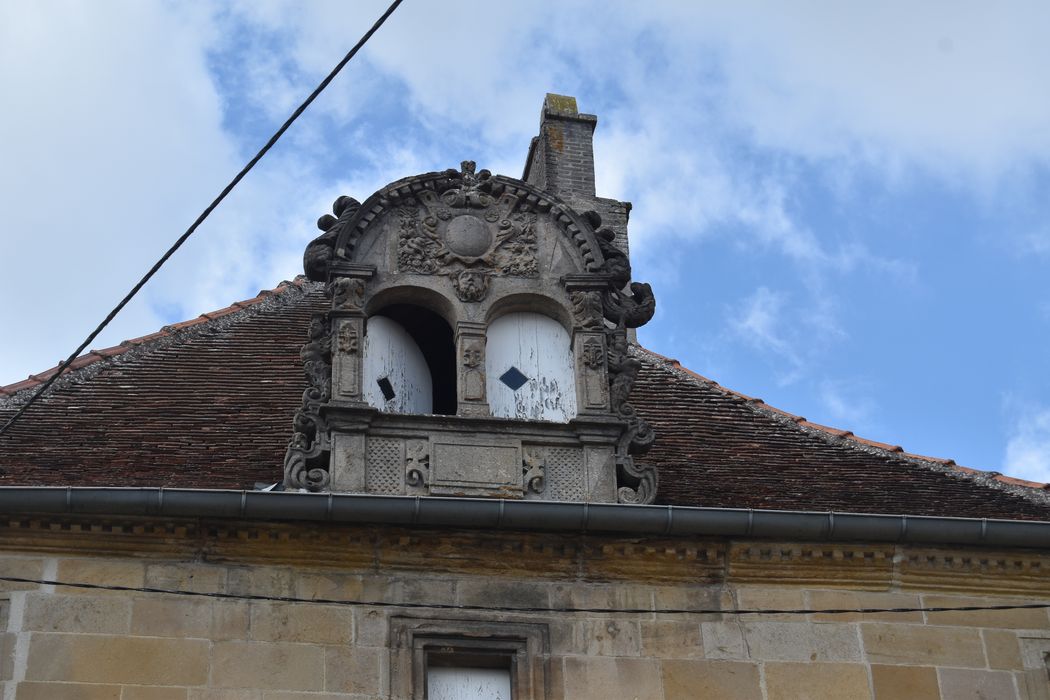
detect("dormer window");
top-left (486, 311), bottom-right (577, 422)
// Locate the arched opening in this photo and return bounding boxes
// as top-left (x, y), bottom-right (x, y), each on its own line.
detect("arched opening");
top-left (364, 304), bottom-right (456, 415)
top-left (486, 311), bottom-right (577, 422)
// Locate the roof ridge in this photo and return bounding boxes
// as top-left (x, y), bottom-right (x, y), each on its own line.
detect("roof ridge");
top-left (0, 278), bottom-right (313, 401)
top-left (635, 345), bottom-right (1050, 498)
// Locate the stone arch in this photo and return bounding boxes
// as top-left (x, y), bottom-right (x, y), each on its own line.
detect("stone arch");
top-left (331, 166), bottom-right (608, 275)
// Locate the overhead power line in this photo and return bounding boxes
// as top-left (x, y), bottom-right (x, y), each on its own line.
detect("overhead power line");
top-left (1, 576), bottom-right (1047, 617)
top-left (0, 0), bottom-right (405, 438)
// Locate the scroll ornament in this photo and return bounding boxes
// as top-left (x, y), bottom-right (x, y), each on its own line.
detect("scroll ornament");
top-left (283, 314), bottom-right (333, 491)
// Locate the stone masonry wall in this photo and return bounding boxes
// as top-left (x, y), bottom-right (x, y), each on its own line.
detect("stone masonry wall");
top-left (0, 522), bottom-right (1047, 699)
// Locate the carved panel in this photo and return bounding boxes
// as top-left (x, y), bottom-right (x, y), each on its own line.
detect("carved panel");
top-left (578, 334), bottom-right (608, 411)
top-left (367, 437), bottom-right (405, 495)
top-left (430, 436), bottom-right (522, 497)
top-left (546, 447), bottom-right (585, 501)
top-left (333, 318), bottom-right (362, 400)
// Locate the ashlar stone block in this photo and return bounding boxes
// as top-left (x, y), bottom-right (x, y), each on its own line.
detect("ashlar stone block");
top-left (764, 662), bottom-right (872, 700)
top-left (741, 620), bottom-right (862, 662)
top-left (24, 633), bottom-right (209, 685)
top-left (870, 665), bottom-right (940, 700)
top-left (937, 668), bottom-right (1020, 700)
top-left (862, 623), bottom-right (986, 667)
top-left (560, 657), bottom-right (662, 700)
top-left (661, 659), bottom-right (762, 700)
top-left (211, 641), bottom-right (324, 691)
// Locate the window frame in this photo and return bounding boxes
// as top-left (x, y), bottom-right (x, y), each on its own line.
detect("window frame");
top-left (389, 617), bottom-right (550, 700)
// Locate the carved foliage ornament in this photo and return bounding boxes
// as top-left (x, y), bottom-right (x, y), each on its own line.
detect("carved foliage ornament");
top-left (327, 277), bottom-right (365, 311)
top-left (397, 161), bottom-right (538, 302)
top-left (406, 439), bottom-right (430, 490)
top-left (284, 313), bottom-right (333, 491)
top-left (522, 447), bottom-right (546, 495)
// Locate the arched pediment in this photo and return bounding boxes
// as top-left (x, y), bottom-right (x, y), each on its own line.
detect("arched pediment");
top-left (311, 162), bottom-right (610, 284)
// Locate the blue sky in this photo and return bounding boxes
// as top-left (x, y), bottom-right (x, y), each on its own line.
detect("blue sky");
top-left (2, 1), bottom-right (1049, 481)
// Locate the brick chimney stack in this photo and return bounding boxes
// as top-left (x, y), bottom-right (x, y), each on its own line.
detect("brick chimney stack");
top-left (523, 94), bottom-right (598, 199)
top-left (522, 94), bottom-right (632, 257)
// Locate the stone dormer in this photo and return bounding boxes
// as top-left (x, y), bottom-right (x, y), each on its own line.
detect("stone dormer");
top-left (284, 95), bottom-right (657, 503)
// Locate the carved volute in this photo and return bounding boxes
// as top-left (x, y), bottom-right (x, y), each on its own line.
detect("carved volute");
top-left (285, 97), bottom-right (657, 504)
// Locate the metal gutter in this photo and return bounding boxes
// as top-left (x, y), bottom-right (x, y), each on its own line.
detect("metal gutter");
top-left (0, 487), bottom-right (1047, 549)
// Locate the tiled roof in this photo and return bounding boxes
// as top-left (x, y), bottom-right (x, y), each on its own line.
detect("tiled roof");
top-left (1, 279), bottom-right (1048, 520)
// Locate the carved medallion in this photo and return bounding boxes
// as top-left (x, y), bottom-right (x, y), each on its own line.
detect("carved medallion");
top-left (396, 162), bottom-right (538, 287)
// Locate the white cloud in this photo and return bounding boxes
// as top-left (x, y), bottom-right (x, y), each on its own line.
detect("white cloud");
top-left (1004, 405), bottom-right (1050, 483)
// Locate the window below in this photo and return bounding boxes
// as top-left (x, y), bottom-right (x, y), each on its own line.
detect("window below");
top-left (426, 649), bottom-right (512, 700)
top-left (390, 617), bottom-right (549, 700)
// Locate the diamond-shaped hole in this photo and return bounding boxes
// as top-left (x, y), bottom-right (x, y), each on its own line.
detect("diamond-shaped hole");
top-left (377, 376), bottom-right (396, 401)
top-left (499, 366), bottom-right (530, 391)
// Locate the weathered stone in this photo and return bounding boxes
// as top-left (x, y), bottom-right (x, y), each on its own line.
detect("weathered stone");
top-left (14, 682), bottom-right (121, 700)
top-left (353, 607), bottom-right (387, 648)
top-left (923, 594), bottom-right (1050, 629)
top-left (25, 633), bottom-right (209, 685)
top-left (661, 659), bottom-right (762, 699)
top-left (870, 665), bottom-right (940, 700)
top-left (212, 601), bottom-right (251, 641)
top-left (548, 582), bottom-right (652, 612)
top-left (22, 593), bottom-right (130, 634)
top-left (983, 629), bottom-right (1024, 670)
top-left (121, 687), bottom-right (189, 700)
top-left (130, 597), bottom-right (211, 638)
top-left (640, 621), bottom-right (703, 658)
top-left (0, 631), bottom-right (15, 680)
top-left (456, 578), bottom-right (550, 609)
top-left (55, 559), bottom-right (145, 596)
top-left (145, 562), bottom-right (227, 594)
top-left (937, 668), bottom-right (1020, 700)
top-left (862, 623), bottom-right (986, 667)
top-left (0, 558), bottom-right (46, 592)
top-left (323, 646), bottom-right (384, 695)
top-left (227, 567), bottom-right (295, 599)
top-left (764, 662), bottom-right (872, 700)
top-left (808, 589), bottom-right (923, 623)
top-left (736, 586), bottom-right (806, 620)
top-left (211, 641), bottom-right (324, 691)
top-left (250, 602), bottom-right (352, 645)
top-left (560, 657), bottom-right (662, 700)
top-left (566, 618), bottom-right (642, 656)
top-left (701, 620), bottom-right (748, 660)
top-left (187, 691), bottom-right (260, 700)
top-left (741, 621), bottom-right (862, 662)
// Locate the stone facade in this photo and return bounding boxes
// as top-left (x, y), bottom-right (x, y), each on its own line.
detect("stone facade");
top-left (0, 517), bottom-right (1048, 699)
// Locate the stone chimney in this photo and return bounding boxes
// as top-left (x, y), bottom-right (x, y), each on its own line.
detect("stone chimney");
top-left (522, 94), bottom-right (632, 256)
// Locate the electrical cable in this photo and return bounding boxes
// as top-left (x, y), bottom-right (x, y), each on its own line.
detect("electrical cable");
top-left (1, 576), bottom-right (1046, 617)
top-left (0, 0), bottom-right (405, 438)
